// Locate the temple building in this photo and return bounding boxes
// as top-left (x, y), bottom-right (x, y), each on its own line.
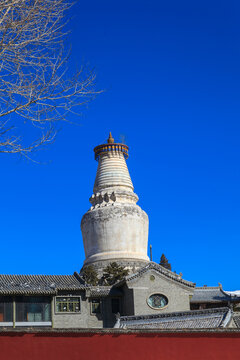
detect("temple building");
top-left (0, 134), bottom-right (240, 330)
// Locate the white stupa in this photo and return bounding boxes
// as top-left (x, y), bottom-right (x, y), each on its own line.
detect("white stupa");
top-left (81, 133), bottom-right (149, 269)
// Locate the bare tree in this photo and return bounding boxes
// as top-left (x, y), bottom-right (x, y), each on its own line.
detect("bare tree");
top-left (0, 0), bottom-right (98, 156)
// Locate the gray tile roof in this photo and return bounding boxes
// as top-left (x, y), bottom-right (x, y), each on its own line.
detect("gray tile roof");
top-left (88, 287), bottom-right (123, 297)
top-left (191, 287), bottom-right (233, 303)
top-left (116, 262), bottom-right (195, 288)
top-left (118, 308), bottom-right (232, 329)
top-left (0, 274), bottom-right (86, 295)
top-left (233, 315), bottom-right (240, 328)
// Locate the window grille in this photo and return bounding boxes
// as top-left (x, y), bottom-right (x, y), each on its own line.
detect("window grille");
top-left (56, 297), bottom-right (81, 313)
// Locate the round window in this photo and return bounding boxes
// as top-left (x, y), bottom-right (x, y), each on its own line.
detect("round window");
top-left (147, 294), bottom-right (168, 309)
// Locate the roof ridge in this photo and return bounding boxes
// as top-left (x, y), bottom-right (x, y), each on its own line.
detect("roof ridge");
top-left (121, 262), bottom-right (195, 288)
top-left (73, 271), bottom-right (87, 285)
top-left (0, 273), bottom-right (75, 277)
top-left (220, 308), bottom-right (232, 328)
top-left (195, 286), bottom-right (221, 290)
top-left (220, 288), bottom-right (240, 298)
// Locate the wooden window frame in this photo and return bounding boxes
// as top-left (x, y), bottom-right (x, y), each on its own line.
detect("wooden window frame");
top-left (90, 298), bottom-right (101, 315)
top-left (55, 296), bottom-right (81, 314)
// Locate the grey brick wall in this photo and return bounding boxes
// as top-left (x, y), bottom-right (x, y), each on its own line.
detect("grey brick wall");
top-left (122, 269), bottom-right (194, 316)
top-left (53, 294), bottom-right (103, 329)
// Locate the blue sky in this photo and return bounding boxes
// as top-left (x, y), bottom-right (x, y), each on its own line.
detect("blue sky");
top-left (1, 0), bottom-right (240, 289)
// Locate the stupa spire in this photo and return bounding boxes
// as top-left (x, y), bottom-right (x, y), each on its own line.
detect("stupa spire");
top-left (93, 133), bottom-right (133, 193)
top-left (107, 132), bottom-right (114, 144)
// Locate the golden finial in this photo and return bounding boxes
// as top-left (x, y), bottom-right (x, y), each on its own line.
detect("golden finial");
top-left (107, 132), bottom-right (114, 144)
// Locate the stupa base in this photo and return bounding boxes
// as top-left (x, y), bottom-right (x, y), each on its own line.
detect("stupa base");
top-left (80, 258), bottom-right (149, 277)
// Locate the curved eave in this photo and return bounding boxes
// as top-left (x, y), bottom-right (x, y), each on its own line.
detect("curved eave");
top-left (116, 262), bottom-right (195, 289)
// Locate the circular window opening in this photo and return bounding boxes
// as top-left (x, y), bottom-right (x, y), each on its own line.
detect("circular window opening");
top-left (147, 294), bottom-right (168, 309)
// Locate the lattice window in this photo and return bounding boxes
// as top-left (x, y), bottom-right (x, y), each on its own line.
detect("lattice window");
top-left (56, 297), bottom-right (81, 313)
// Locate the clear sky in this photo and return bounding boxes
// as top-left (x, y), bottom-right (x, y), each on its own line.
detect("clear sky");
top-left (1, 0), bottom-right (240, 290)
